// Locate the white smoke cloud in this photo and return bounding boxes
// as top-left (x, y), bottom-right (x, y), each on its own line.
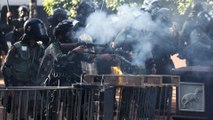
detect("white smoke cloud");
top-left (76, 4), bottom-right (174, 66)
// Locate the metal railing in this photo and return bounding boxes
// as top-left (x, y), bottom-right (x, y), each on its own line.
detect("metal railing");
top-left (0, 74), bottom-right (180, 120)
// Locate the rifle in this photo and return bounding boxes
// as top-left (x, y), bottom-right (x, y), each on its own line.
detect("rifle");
top-left (61, 42), bottom-right (144, 73)
top-left (83, 47), bottom-right (135, 66)
top-left (60, 42), bottom-right (108, 52)
top-left (61, 42), bottom-right (136, 66)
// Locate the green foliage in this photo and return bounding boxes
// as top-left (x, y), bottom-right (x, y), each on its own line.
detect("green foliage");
top-left (107, 0), bottom-right (120, 10)
top-left (177, 0), bottom-right (191, 15)
top-left (43, 0), bottom-right (53, 15)
top-left (104, 0), bottom-right (143, 10)
top-left (43, 0), bottom-right (212, 18)
top-left (43, 0), bottom-right (80, 17)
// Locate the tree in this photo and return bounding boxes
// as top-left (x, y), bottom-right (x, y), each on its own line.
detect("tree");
top-left (43, 0), bottom-right (80, 17)
top-left (43, 0), bottom-right (211, 18)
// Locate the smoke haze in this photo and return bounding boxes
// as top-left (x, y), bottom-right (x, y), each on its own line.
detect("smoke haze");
top-left (76, 4), bottom-right (175, 66)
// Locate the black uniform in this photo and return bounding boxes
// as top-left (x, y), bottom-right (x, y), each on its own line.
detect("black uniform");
top-left (47, 8), bottom-right (69, 43)
top-left (75, 1), bottom-right (96, 26)
top-left (5, 5), bottom-right (29, 44)
top-left (179, 2), bottom-right (213, 66)
top-left (145, 7), bottom-right (177, 74)
top-left (182, 11), bottom-right (213, 66)
top-left (40, 19), bottom-right (94, 120)
top-left (2, 18), bottom-right (48, 120)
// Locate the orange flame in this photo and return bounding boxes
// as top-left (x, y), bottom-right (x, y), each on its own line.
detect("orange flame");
top-left (111, 66), bottom-right (123, 83)
top-left (111, 66), bottom-right (123, 75)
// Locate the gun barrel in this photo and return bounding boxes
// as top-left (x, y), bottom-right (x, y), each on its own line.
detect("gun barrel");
top-left (83, 51), bottom-right (134, 66)
top-left (117, 55), bottom-right (134, 66)
top-left (84, 43), bottom-right (107, 48)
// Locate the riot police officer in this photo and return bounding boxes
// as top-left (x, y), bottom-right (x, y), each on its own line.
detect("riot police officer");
top-left (1, 18), bottom-right (48, 120)
top-left (6, 5), bottom-right (29, 44)
top-left (142, 0), bottom-right (162, 13)
top-left (47, 8), bottom-right (70, 43)
top-left (182, 11), bottom-right (213, 66)
top-left (2, 18), bottom-right (48, 86)
top-left (43, 19), bottom-right (89, 86)
top-left (142, 1), bottom-right (177, 74)
top-left (178, 2), bottom-right (213, 66)
top-left (75, 0), bottom-right (96, 26)
top-left (144, 6), bottom-right (177, 112)
top-left (38, 19), bottom-right (93, 120)
top-left (179, 2), bottom-right (204, 57)
top-left (48, 8), bottom-right (69, 28)
top-left (144, 7), bottom-right (177, 74)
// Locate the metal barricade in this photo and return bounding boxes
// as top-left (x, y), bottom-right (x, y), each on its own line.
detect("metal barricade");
top-left (0, 74), bottom-right (179, 120)
top-left (0, 85), bottom-right (111, 120)
top-left (84, 74), bottom-right (180, 120)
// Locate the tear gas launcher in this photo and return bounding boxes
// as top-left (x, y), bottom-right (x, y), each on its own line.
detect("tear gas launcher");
top-left (60, 42), bottom-right (108, 51)
top-left (60, 42), bottom-right (135, 66)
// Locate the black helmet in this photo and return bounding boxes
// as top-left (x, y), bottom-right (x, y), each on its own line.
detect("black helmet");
top-left (197, 11), bottom-right (212, 30)
top-left (54, 19), bottom-right (79, 43)
top-left (152, 8), bottom-right (171, 26)
top-left (143, 0), bottom-right (159, 5)
top-left (18, 5), bottom-right (29, 18)
top-left (77, 1), bottom-right (95, 15)
top-left (191, 2), bottom-right (204, 15)
top-left (144, 0), bottom-right (161, 12)
top-left (48, 8), bottom-right (69, 27)
top-left (24, 18), bottom-right (48, 41)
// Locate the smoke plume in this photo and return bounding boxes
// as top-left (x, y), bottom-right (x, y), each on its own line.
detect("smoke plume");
top-left (76, 4), bottom-right (175, 66)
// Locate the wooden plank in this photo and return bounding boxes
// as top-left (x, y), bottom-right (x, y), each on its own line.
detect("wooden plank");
top-left (84, 74), bottom-right (180, 87)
